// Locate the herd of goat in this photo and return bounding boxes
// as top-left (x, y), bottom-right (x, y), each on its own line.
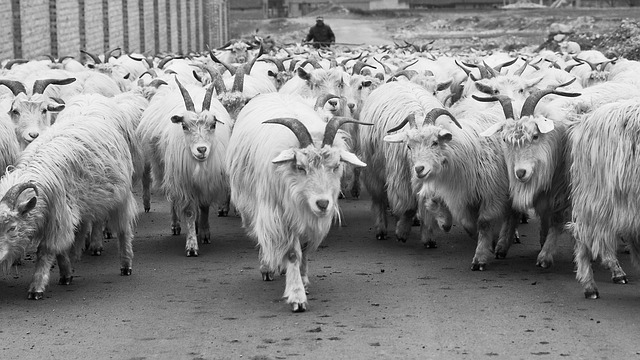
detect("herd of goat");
top-left (0, 38), bottom-right (639, 312)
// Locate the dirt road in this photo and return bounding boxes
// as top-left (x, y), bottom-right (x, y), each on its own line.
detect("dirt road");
top-left (1, 185), bottom-right (639, 359)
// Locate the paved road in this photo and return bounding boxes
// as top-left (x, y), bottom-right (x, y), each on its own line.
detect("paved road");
top-left (1, 184), bottom-right (639, 359)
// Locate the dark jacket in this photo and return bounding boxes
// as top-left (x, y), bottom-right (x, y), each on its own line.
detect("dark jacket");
top-left (305, 22), bottom-right (335, 47)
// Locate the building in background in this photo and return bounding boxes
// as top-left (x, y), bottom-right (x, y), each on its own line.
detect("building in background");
top-left (282, 0), bottom-right (407, 17)
top-left (0, 0), bottom-right (230, 61)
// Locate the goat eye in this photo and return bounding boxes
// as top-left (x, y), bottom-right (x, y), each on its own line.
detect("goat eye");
top-left (181, 124), bottom-right (188, 131)
top-left (406, 144), bottom-right (411, 151)
top-left (11, 110), bottom-right (19, 116)
top-left (296, 165), bottom-right (305, 173)
top-left (7, 226), bottom-right (16, 232)
top-left (333, 164), bottom-right (341, 172)
top-left (432, 141), bottom-right (438, 147)
top-left (532, 135), bottom-right (539, 141)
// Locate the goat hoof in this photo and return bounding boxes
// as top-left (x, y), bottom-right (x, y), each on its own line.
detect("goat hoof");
top-left (144, 208), bottom-right (150, 213)
top-left (412, 218), bottom-right (420, 227)
top-left (103, 231), bottom-right (112, 239)
top-left (58, 276), bottom-right (73, 285)
top-left (350, 189), bottom-right (360, 199)
top-left (376, 233), bottom-right (386, 241)
top-left (262, 271), bottom-right (275, 281)
top-left (120, 267), bottom-right (132, 276)
top-left (27, 292), bottom-right (44, 300)
top-left (172, 227), bottom-right (181, 235)
top-left (186, 249), bottom-right (198, 257)
top-left (423, 241), bottom-right (437, 249)
top-left (396, 236), bottom-right (407, 243)
top-left (471, 263), bottom-right (486, 271)
top-left (291, 302), bottom-right (307, 313)
top-left (613, 276), bottom-right (628, 284)
top-left (495, 251), bottom-right (507, 259)
top-left (513, 235), bottom-right (521, 244)
top-left (200, 237), bottom-right (211, 244)
top-left (91, 249), bottom-right (102, 256)
top-left (584, 289), bottom-right (599, 299)
top-left (218, 209), bottom-right (228, 217)
top-left (520, 214), bottom-right (529, 224)
top-left (536, 260), bottom-right (552, 269)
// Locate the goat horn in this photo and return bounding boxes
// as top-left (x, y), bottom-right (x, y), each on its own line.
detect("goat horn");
top-left (424, 108), bottom-right (462, 129)
top-left (263, 117), bottom-right (313, 148)
top-left (201, 64), bottom-right (226, 95)
top-left (32, 78), bottom-right (76, 95)
top-left (138, 69), bottom-right (158, 79)
top-left (513, 59), bottom-right (529, 76)
top-left (521, 83), bottom-right (581, 118)
top-left (1, 182), bottom-right (38, 209)
top-left (258, 57), bottom-right (285, 72)
top-left (472, 94), bottom-right (515, 120)
top-left (323, 117), bottom-right (373, 147)
top-left (299, 59), bottom-right (322, 69)
top-left (231, 66), bottom-right (246, 94)
top-left (352, 61), bottom-right (375, 76)
top-left (42, 54), bottom-right (55, 62)
top-left (573, 56), bottom-right (597, 71)
top-left (175, 78), bottom-right (196, 112)
top-left (244, 42), bottom-right (265, 74)
top-left (493, 58), bottom-right (518, 73)
top-left (374, 57), bottom-right (392, 75)
top-left (81, 50), bottom-right (102, 64)
top-left (202, 85), bottom-right (216, 111)
top-left (207, 47), bottom-right (237, 75)
top-left (4, 59), bottom-right (29, 69)
top-left (105, 47), bottom-right (122, 62)
top-left (483, 61), bottom-right (500, 78)
top-left (0, 79), bottom-right (27, 96)
top-left (398, 59), bottom-right (419, 71)
top-left (386, 114), bottom-right (417, 133)
top-left (148, 79), bottom-right (168, 88)
top-left (157, 56), bottom-right (175, 70)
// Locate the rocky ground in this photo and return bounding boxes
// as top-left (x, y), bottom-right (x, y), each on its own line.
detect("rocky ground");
top-left (231, 7), bottom-right (640, 59)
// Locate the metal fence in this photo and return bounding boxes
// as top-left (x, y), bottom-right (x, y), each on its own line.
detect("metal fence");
top-left (1, 0), bottom-right (229, 61)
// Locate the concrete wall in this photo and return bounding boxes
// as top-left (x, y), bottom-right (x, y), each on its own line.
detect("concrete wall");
top-left (1, 0), bottom-right (229, 61)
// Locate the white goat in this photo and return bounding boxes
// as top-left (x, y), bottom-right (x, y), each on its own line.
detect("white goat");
top-left (384, 106), bottom-right (519, 270)
top-left (226, 93), bottom-right (369, 312)
top-left (358, 81), bottom-right (453, 248)
top-left (568, 98), bottom-right (640, 299)
top-left (0, 97), bottom-right (137, 300)
top-left (137, 78), bottom-right (231, 256)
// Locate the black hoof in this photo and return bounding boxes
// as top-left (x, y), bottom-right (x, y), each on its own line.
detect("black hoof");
top-left (291, 302), bottom-right (307, 313)
top-left (396, 236), bottom-right (407, 243)
top-left (613, 276), bottom-right (628, 284)
top-left (91, 249), bottom-right (102, 256)
top-left (442, 225), bottom-right (452, 233)
top-left (103, 231), bottom-right (112, 239)
top-left (28, 292), bottom-right (44, 300)
top-left (262, 272), bottom-right (274, 281)
top-left (424, 241), bottom-right (437, 249)
top-left (218, 209), bottom-right (228, 217)
top-left (376, 233), bottom-right (386, 241)
top-left (172, 227), bottom-right (181, 236)
top-left (471, 263), bottom-right (486, 271)
top-left (412, 218), bottom-right (420, 227)
top-left (536, 260), bottom-right (551, 269)
top-left (350, 189), bottom-right (360, 199)
top-left (201, 237), bottom-right (211, 244)
top-left (121, 267), bottom-right (132, 276)
top-left (495, 251), bottom-right (507, 259)
top-left (186, 249), bottom-right (198, 257)
top-left (520, 214), bottom-right (529, 224)
top-left (144, 208), bottom-right (150, 213)
top-left (584, 290), bottom-right (599, 299)
top-left (513, 235), bottom-right (521, 244)
top-left (58, 276), bottom-right (73, 285)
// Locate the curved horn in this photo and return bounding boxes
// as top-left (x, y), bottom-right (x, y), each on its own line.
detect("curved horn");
top-left (244, 42), bottom-right (265, 74)
top-left (58, 55), bottom-right (75, 63)
top-left (0, 182), bottom-right (38, 208)
top-left (483, 61), bottom-right (500, 78)
top-left (374, 57), bottom-right (392, 75)
top-left (322, 117), bottom-right (373, 147)
top-left (398, 59), bottom-right (419, 71)
top-left (202, 85), bottom-right (216, 111)
top-left (513, 59), bottom-right (529, 76)
top-left (472, 94), bottom-right (514, 120)
top-left (392, 69), bottom-right (418, 80)
top-left (5, 59), bottom-right (29, 70)
top-left (200, 64), bottom-right (226, 95)
top-left (258, 57), bottom-right (285, 72)
top-left (493, 58), bottom-right (518, 73)
top-left (424, 108), bottom-right (462, 129)
top-left (314, 93), bottom-right (340, 110)
top-left (386, 113), bottom-right (417, 133)
top-left (573, 57), bottom-right (597, 71)
top-left (207, 47), bottom-right (237, 75)
top-left (138, 69), bottom-right (158, 79)
top-left (231, 66), bottom-right (246, 93)
top-left (352, 61), bottom-right (375, 76)
top-left (81, 50), bottom-right (102, 64)
top-left (521, 84), bottom-right (581, 117)
top-left (32, 78), bottom-right (76, 95)
top-left (263, 117), bottom-right (313, 148)
top-left (299, 59), bottom-right (323, 69)
top-left (42, 54), bottom-right (56, 62)
top-left (288, 59), bottom-right (300, 72)
top-left (104, 47), bottom-right (122, 62)
top-left (175, 78), bottom-right (196, 112)
top-left (157, 56), bottom-right (175, 70)
top-left (455, 60), bottom-right (473, 76)
top-left (148, 79), bottom-right (168, 88)
top-left (0, 79), bottom-right (27, 95)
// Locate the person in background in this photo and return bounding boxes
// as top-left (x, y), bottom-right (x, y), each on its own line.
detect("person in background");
top-left (305, 16), bottom-right (335, 48)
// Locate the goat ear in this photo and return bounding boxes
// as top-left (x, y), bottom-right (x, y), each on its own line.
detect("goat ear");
top-left (17, 196), bottom-right (37, 216)
top-left (383, 133), bottom-right (405, 143)
top-left (170, 115), bottom-right (184, 124)
top-left (480, 122), bottom-right (504, 137)
top-left (339, 150), bottom-right (366, 168)
top-left (436, 79), bottom-right (453, 91)
top-left (271, 149), bottom-right (296, 163)
top-left (438, 129), bottom-right (452, 142)
top-left (297, 67), bottom-right (311, 81)
top-left (267, 70), bottom-right (277, 77)
top-left (47, 103), bottom-right (65, 112)
top-left (525, 75), bottom-right (543, 88)
top-left (534, 118), bottom-right (555, 133)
